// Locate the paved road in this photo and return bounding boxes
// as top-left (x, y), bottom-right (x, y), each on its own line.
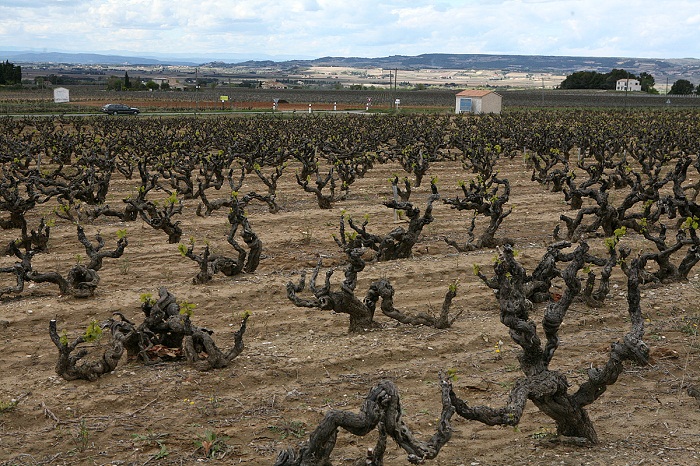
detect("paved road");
top-left (2, 109), bottom-right (371, 118)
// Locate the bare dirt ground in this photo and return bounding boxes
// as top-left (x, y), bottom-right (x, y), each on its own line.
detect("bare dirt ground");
top-left (1, 156), bottom-right (699, 465)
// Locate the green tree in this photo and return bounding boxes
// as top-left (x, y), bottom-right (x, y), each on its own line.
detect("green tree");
top-left (669, 79), bottom-right (695, 95)
top-left (145, 80), bottom-right (159, 91)
top-left (605, 69), bottom-right (634, 89)
top-left (239, 80), bottom-right (260, 88)
top-left (559, 70), bottom-right (620, 89)
top-left (131, 76), bottom-right (146, 90)
top-left (559, 71), bottom-right (607, 89)
top-left (0, 60), bottom-right (21, 85)
top-left (160, 82), bottom-right (170, 90)
top-left (106, 76), bottom-right (123, 91)
top-left (124, 71), bottom-right (131, 89)
top-left (639, 72), bottom-right (656, 92)
top-left (559, 68), bottom-right (646, 91)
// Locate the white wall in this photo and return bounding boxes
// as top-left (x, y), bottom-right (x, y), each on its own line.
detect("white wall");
top-left (53, 87), bottom-right (70, 103)
top-left (456, 94), bottom-right (501, 114)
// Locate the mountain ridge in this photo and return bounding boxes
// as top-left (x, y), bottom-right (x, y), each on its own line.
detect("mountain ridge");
top-left (3, 51), bottom-right (700, 80)
top-left (216, 53), bottom-right (700, 81)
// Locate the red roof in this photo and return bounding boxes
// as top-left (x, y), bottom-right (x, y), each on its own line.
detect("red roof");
top-left (456, 90), bottom-right (499, 97)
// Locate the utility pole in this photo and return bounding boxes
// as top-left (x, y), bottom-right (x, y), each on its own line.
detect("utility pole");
top-left (194, 67), bottom-right (199, 116)
top-left (394, 68), bottom-right (398, 110)
top-left (388, 70), bottom-right (393, 110)
top-left (541, 77), bottom-right (545, 106)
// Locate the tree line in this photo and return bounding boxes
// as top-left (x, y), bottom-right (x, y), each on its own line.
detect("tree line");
top-left (559, 68), bottom-right (656, 92)
top-left (560, 67), bottom-right (699, 95)
top-left (668, 78), bottom-right (698, 95)
top-left (0, 60), bottom-right (22, 85)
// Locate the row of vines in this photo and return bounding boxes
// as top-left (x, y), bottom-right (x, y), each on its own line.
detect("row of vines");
top-left (1, 110), bottom-right (700, 464)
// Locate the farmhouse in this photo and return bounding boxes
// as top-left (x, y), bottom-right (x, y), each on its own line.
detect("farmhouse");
top-left (262, 80), bottom-right (288, 89)
top-left (146, 77), bottom-right (186, 90)
top-left (616, 78), bottom-right (641, 92)
top-left (455, 89), bottom-right (502, 114)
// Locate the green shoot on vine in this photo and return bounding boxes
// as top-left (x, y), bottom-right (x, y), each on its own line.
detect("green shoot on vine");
top-left (638, 217), bottom-right (648, 233)
top-left (681, 216), bottom-right (699, 231)
top-left (165, 192), bottom-right (178, 205)
top-left (140, 293), bottom-right (155, 306)
top-left (83, 320), bottom-right (103, 343)
top-left (179, 301), bottom-right (196, 317)
top-left (55, 204), bottom-right (71, 214)
top-left (604, 226), bottom-right (627, 252)
top-left (448, 280), bottom-right (458, 293)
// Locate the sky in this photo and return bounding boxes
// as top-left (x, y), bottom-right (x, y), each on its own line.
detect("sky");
top-left (1, 0), bottom-right (699, 61)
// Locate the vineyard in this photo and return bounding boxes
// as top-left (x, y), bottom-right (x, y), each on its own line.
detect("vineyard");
top-left (3, 86), bottom-right (700, 115)
top-left (1, 110), bottom-right (700, 465)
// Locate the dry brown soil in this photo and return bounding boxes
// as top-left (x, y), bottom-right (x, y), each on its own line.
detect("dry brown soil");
top-left (1, 156), bottom-right (699, 465)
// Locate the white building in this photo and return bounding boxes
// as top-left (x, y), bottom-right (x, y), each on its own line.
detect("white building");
top-left (616, 79), bottom-right (641, 92)
top-left (455, 90), bottom-right (502, 114)
top-left (53, 87), bottom-right (70, 103)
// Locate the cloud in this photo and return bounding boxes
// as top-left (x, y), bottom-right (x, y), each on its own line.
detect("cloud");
top-left (0, 0), bottom-right (698, 59)
top-left (291, 0), bottom-right (321, 13)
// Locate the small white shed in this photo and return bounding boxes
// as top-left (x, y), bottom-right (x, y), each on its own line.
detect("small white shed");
top-left (455, 89), bottom-right (502, 114)
top-left (53, 87), bottom-right (70, 103)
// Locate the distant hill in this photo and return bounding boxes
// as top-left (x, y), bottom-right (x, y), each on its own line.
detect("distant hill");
top-left (0, 51), bottom-right (197, 66)
top-left (282, 54), bottom-right (666, 71)
top-left (0, 51), bottom-right (300, 67)
top-left (3, 51), bottom-right (700, 81)
top-left (237, 54), bottom-right (700, 81)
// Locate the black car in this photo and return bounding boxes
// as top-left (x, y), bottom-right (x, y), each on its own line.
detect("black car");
top-left (101, 103), bottom-right (140, 115)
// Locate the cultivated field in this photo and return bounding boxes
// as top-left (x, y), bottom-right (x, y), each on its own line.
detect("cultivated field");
top-left (1, 113), bottom-right (699, 465)
top-left (3, 85), bottom-right (700, 116)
